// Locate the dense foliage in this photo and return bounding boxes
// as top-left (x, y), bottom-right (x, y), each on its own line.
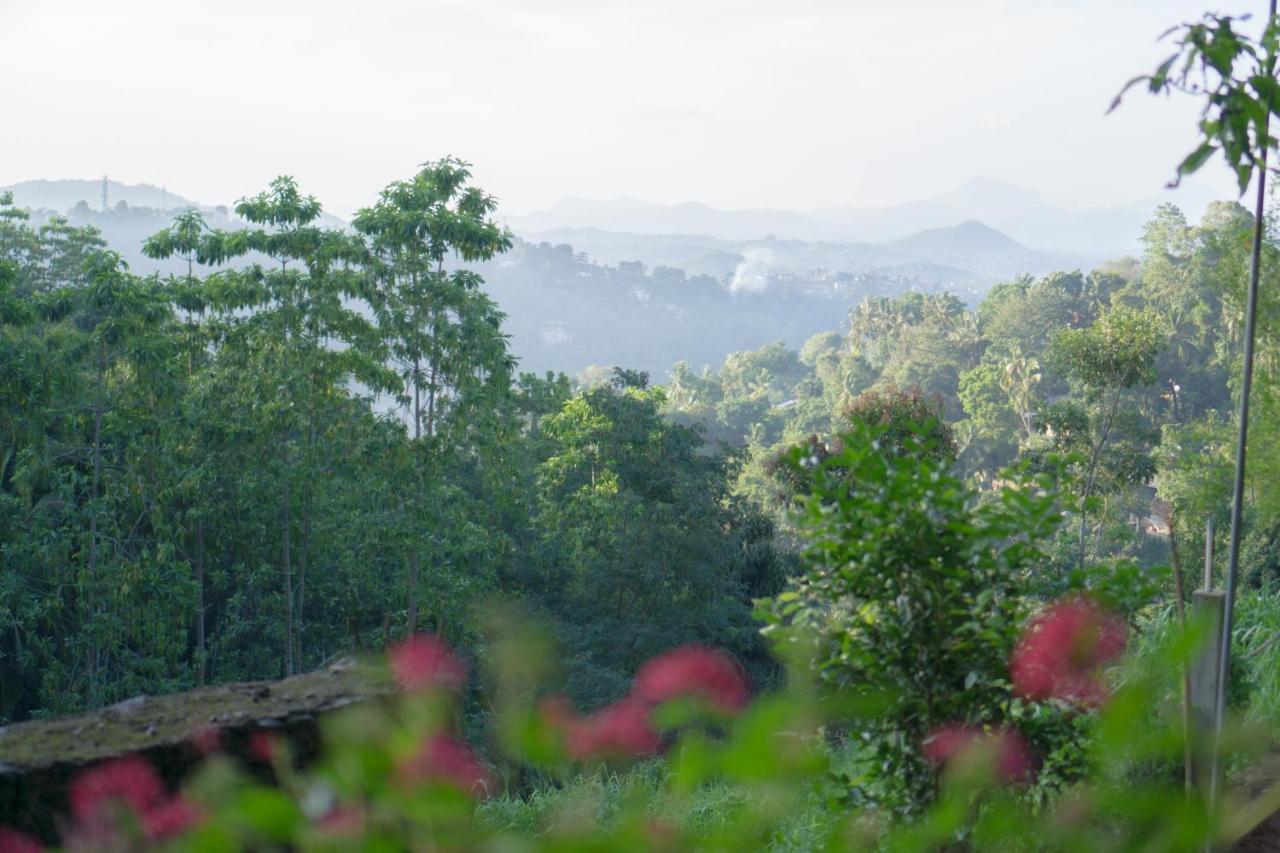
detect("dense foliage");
top-left (0, 166), bottom-right (783, 720)
top-left (13, 1), bottom-right (1280, 847)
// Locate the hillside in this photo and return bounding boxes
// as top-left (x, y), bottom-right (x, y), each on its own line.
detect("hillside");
top-left (507, 177), bottom-right (1223, 255)
top-left (2, 179), bottom-right (202, 213)
top-left (4, 178), bottom-right (1110, 378)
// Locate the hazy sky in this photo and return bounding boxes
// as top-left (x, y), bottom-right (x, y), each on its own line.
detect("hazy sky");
top-left (0, 0), bottom-right (1257, 218)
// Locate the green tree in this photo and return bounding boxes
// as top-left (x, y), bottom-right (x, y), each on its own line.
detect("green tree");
top-left (760, 419), bottom-right (1063, 811)
top-left (1048, 307), bottom-right (1163, 568)
top-left (200, 176), bottom-right (391, 675)
top-left (353, 158), bottom-right (515, 634)
top-left (533, 371), bottom-right (777, 705)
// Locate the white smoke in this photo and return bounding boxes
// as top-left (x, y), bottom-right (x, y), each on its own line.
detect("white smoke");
top-left (728, 247), bottom-right (775, 294)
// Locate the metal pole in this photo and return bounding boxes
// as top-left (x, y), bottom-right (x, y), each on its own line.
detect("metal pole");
top-left (1208, 1), bottom-right (1277, 820)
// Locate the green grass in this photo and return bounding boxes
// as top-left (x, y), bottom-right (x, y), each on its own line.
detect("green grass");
top-left (477, 749), bottom-right (869, 850)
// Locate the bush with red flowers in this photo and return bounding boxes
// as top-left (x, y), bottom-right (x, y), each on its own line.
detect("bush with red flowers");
top-left (759, 420), bottom-right (1068, 811)
top-left (1011, 596), bottom-right (1127, 707)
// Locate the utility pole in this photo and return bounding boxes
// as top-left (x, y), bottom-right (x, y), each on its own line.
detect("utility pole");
top-left (1208, 0), bottom-right (1278, 821)
top-left (101, 175), bottom-right (109, 212)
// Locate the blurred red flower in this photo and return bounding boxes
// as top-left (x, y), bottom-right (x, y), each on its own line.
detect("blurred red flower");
top-left (922, 724), bottom-right (1036, 783)
top-left (388, 634), bottom-right (467, 693)
top-left (632, 646), bottom-right (749, 714)
top-left (0, 828), bottom-right (42, 853)
top-left (68, 755), bottom-right (202, 841)
top-left (141, 797), bottom-right (204, 840)
top-left (397, 735), bottom-right (493, 797)
top-left (249, 730), bottom-right (279, 764)
top-left (69, 756), bottom-right (165, 826)
top-left (565, 698), bottom-right (662, 761)
top-left (1011, 596), bottom-right (1127, 706)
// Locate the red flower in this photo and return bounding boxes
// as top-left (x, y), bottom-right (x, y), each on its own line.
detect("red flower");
top-left (565, 698), bottom-right (662, 761)
top-left (141, 797), bottom-right (203, 840)
top-left (923, 724), bottom-right (1036, 784)
top-left (922, 724), bottom-right (979, 766)
top-left (68, 756), bottom-right (202, 841)
top-left (249, 730), bottom-right (279, 764)
top-left (0, 828), bottom-right (42, 853)
top-left (632, 646), bottom-right (749, 714)
top-left (397, 735), bottom-right (493, 797)
top-left (69, 756), bottom-right (165, 826)
top-left (1011, 596), bottom-right (1127, 706)
top-left (388, 634), bottom-right (467, 693)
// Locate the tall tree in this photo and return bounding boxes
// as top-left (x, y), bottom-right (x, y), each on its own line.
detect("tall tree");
top-left (1048, 307), bottom-right (1162, 568)
top-left (201, 177), bottom-right (390, 675)
top-left (353, 158), bottom-right (514, 634)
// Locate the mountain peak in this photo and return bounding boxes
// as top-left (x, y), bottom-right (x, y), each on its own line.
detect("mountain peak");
top-left (888, 219), bottom-right (1027, 254)
top-left (938, 177), bottom-right (1043, 210)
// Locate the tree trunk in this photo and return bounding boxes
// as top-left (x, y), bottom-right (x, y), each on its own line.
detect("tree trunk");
top-left (282, 467), bottom-right (294, 677)
top-left (298, 477), bottom-right (311, 670)
top-left (281, 259), bottom-right (295, 677)
top-left (1079, 387), bottom-right (1124, 570)
top-left (408, 550), bottom-right (420, 635)
top-left (88, 353), bottom-right (104, 708)
top-left (195, 518), bottom-right (206, 686)
top-left (409, 349), bottom-right (422, 636)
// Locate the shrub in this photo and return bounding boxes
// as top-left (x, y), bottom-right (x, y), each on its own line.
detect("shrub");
top-left (758, 418), bottom-right (1068, 811)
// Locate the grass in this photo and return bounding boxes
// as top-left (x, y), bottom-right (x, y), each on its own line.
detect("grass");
top-left (477, 751), bottom-right (863, 850)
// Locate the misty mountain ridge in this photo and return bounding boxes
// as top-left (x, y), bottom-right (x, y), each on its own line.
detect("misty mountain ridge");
top-left (0, 174), bottom-right (1154, 378)
top-left (5, 176), bottom-right (1092, 289)
top-left (507, 176), bottom-right (1223, 255)
top-left (3, 179), bottom-right (203, 214)
top-left (520, 218), bottom-right (1092, 287)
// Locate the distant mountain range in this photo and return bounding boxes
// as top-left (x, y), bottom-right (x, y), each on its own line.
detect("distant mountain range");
top-left (506, 177), bottom-right (1224, 256)
top-left (3, 179), bottom-right (204, 214)
top-left (516, 220), bottom-right (1096, 288)
top-left (2, 174), bottom-right (1230, 377)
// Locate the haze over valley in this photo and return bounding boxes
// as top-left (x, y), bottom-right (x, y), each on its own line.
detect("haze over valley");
top-left (1, 174), bottom-right (1218, 378)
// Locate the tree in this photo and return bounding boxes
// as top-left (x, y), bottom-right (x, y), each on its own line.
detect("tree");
top-left (142, 209), bottom-right (218, 684)
top-left (759, 419), bottom-right (1063, 811)
top-left (353, 158), bottom-right (515, 635)
top-left (532, 371), bottom-right (777, 705)
top-left (200, 176), bottom-right (391, 675)
top-left (1048, 307), bottom-right (1162, 569)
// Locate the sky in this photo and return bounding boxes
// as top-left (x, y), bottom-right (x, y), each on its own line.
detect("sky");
top-left (0, 0), bottom-right (1259, 218)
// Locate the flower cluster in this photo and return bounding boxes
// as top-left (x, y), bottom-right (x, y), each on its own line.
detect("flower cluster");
top-left (388, 634), bottom-right (468, 693)
top-left (397, 734), bottom-right (494, 796)
top-left (922, 724), bottom-right (1036, 784)
top-left (633, 645), bottom-right (750, 714)
top-left (922, 594), bottom-right (1127, 788)
top-left (1011, 596), bottom-right (1127, 706)
top-left (64, 756), bottom-right (202, 845)
top-left (385, 634), bottom-right (494, 798)
top-left (542, 645), bottom-right (750, 762)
